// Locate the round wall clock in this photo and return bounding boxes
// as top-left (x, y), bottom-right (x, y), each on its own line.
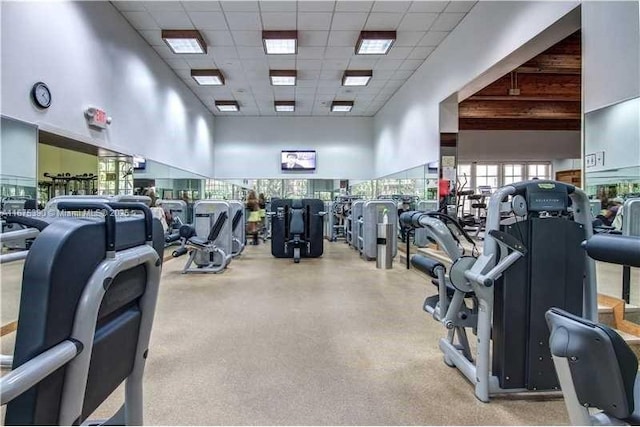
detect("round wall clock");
top-left (31, 82), bottom-right (51, 109)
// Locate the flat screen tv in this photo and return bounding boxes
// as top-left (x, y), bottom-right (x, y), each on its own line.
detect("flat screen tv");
top-left (281, 150), bottom-right (316, 171)
top-left (133, 156), bottom-right (146, 171)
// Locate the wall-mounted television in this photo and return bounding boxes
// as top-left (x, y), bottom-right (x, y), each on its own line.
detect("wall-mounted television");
top-left (281, 150), bottom-right (316, 171)
top-left (133, 156), bottom-right (146, 171)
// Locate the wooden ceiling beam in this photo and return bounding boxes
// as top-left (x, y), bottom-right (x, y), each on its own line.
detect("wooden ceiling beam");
top-left (459, 118), bottom-right (581, 131)
top-left (459, 100), bottom-right (581, 120)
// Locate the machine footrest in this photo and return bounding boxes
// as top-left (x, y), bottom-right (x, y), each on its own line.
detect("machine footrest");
top-left (424, 295), bottom-right (439, 314)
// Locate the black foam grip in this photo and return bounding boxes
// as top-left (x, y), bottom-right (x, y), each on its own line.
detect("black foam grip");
top-left (172, 247), bottom-right (188, 257)
top-left (410, 254), bottom-right (445, 278)
top-left (584, 234), bottom-right (640, 268)
top-left (165, 232), bottom-right (180, 243)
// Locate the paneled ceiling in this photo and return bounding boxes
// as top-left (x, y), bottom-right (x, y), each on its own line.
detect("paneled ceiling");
top-left (459, 31), bottom-right (581, 130)
top-left (112, 1), bottom-right (476, 116)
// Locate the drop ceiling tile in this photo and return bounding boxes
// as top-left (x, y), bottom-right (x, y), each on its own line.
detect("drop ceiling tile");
top-left (386, 46), bottom-right (413, 60)
top-left (391, 69), bottom-right (415, 80)
top-left (408, 45), bottom-right (435, 60)
top-left (220, 1), bottom-right (259, 12)
top-left (164, 58), bottom-right (191, 69)
top-left (398, 59), bottom-right (424, 70)
top-left (153, 45), bottom-right (176, 59)
top-left (395, 31), bottom-right (426, 46)
top-left (371, 1), bottom-right (411, 12)
top-left (261, 12), bottom-right (297, 30)
top-left (299, 69), bottom-right (321, 79)
top-left (408, 1), bottom-right (448, 13)
top-left (334, 1), bottom-right (373, 12)
top-left (242, 60), bottom-right (270, 72)
top-left (419, 31), bottom-right (449, 46)
top-left (112, 1), bottom-right (146, 12)
top-left (384, 80), bottom-right (404, 90)
top-left (430, 12), bottom-right (465, 31)
top-left (297, 47), bottom-right (325, 59)
top-left (185, 58), bottom-right (217, 68)
top-left (375, 58), bottom-right (403, 70)
top-left (259, 1), bottom-right (297, 12)
top-left (295, 86), bottom-right (317, 94)
top-left (122, 11), bottom-right (160, 30)
top-left (297, 1), bottom-right (335, 12)
top-left (182, 1), bottom-right (222, 12)
top-left (298, 12), bottom-right (333, 30)
top-left (444, 1), bottom-right (476, 13)
top-left (324, 46), bottom-right (354, 59)
top-left (370, 69), bottom-right (394, 79)
top-left (297, 78), bottom-right (319, 87)
top-left (364, 13), bottom-right (404, 30)
top-left (237, 46), bottom-right (265, 58)
top-left (298, 31), bottom-right (329, 46)
top-left (398, 13), bottom-right (438, 31)
top-left (319, 69), bottom-right (342, 80)
top-left (148, 10), bottom-right (194, 28)
top-left (297, 59), bottom-right (324, 69)
top-left (173, 68), bottom-right (192, 79)
top-left (268, 58), bottom-right (297, 68)
top-left (327, 30), bottom-right (359, 47)
top-left (321, 58), bottom-right (350, 69)
top-left (347, 56), bottom-right (379, 68)
top-left (212, 47), bottom-right (240, 60)
top-left (203, 30), bottom-right (235, 46)
top-left (138, 29), bottom-right (163, 46)
top-left (331, 12), bottom-right (368, 30)
top-left (231, 30), bottom-right (262, 46)
top-left (187, 11), bottom-right (228, 30)
top-left (273, 87), bottom-right (296, 97)
top-left (144, 1), bottom-right (184, 11)
top-left (224, 12), bottom-right (261, 30)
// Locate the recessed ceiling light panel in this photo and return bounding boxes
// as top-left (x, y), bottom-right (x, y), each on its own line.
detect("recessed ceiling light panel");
top-left (215, 101), bottom-right (240, 112)
top-left (270, 70), bottom-right (297, 86)
top-left (191, 69), bottom-right (225, 86)
top-left (355, 31), bottom-right (396, 55)
top-left (263, 31), bottom-right (298, 55)
top-left (275, 101), bottom-right (295, 112)
top-left (342, 70), bottom-right (373, 86)
top-left (331, 101), bottom-right (354, 112)
top-left (162, 30), bottom-right (207, 54)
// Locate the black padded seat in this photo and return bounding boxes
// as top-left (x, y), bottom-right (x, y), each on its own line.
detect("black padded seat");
top-left (231, 209), bottom-right (243, 232)
top-left (189, 211), bottom-right (228, 247)
top-left (5, 215), bottom-right (164, 425)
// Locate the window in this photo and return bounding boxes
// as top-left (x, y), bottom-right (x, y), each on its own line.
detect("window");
top-left (475, 164), bottom-right (499, 192)
top-left (503, 164), bottom-right (524, 186)
top-left (527, 164), bottom-right (550, 180)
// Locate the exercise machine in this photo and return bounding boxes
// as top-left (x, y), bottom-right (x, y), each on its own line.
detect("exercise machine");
top-left (179, 200), bottom-right (233, 274)
top-left (0, 201), bottom-right (164, 425)
top-left (402, 180), bottom-right (596, 402)
top-left (547, 233), bottom-right (640, 425)
top-left (270, 199), bottom-right (325, 263)
top-left (229, 200), bottom-right (245, 257)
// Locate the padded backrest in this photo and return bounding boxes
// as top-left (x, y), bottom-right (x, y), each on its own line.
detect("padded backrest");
top-left (289, 203), bottom-right (305, 235)
top-left (208, 211), bottom-right (228, 242)
top-left (546, 308), bottom-right (637, 419)
top-left (5, 216), bottom-right (164, 425)
top-left (232, 209), bottom-right (243, 232)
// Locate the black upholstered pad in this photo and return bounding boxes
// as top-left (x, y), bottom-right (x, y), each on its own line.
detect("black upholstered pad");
top-left (5, 216), bottom-right (164, 425)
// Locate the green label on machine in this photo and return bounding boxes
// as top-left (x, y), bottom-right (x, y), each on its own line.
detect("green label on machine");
top-left (537, 183), bottom-right (556, 190)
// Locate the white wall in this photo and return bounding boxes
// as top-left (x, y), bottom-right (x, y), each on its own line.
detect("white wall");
top-left (373, 1), bottom-right (580, 178)
top-left (0, 117), bottom-right (38, 181)
top-left (552, 158), bottom-right (582, 173)
top-left (0, 1), bottom-right (215, 177)
top-left (584, 97), bottom-right (640, 173)
top-left (213, 117), bottom-right (374, 180)
top-left (458, 131), bottom-right (581, 162)
top-left (583, 1), bottom-right (640, 113)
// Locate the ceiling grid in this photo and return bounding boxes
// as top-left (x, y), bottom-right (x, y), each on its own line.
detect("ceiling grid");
top-left (114, 0), bottom-right (476, 116)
